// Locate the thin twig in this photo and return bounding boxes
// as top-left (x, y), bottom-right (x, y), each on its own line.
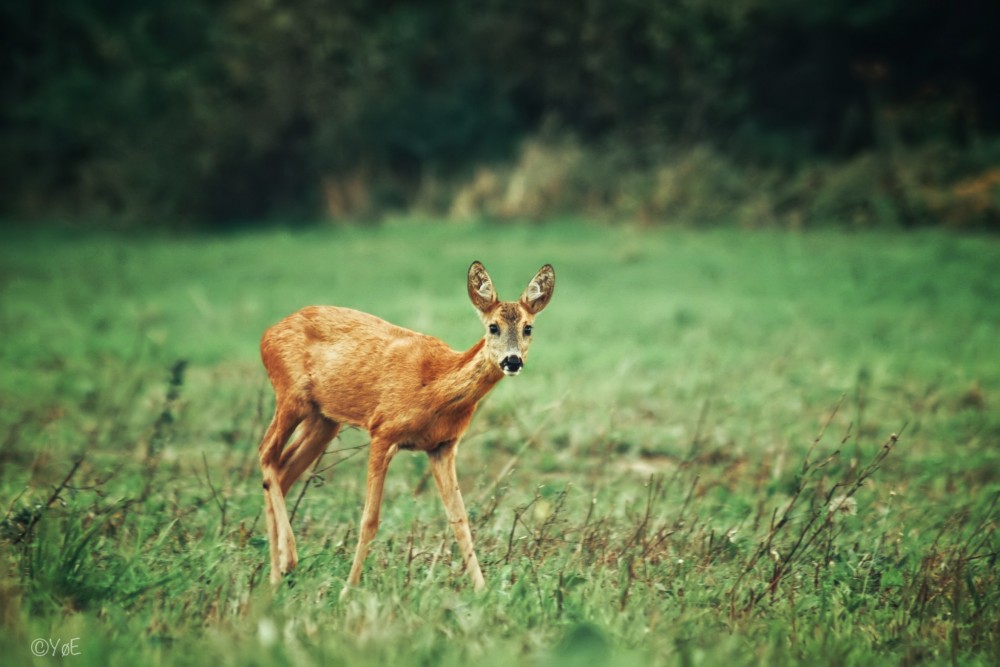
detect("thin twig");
top-left (200, 452), bottom-right (227, 536)
top-left (476, 395), bottom-right (566, 504)
top-left (290, 448), bottom-right (326, 524)
top-left (290, 442), bottom-right (369, 523)
top-left (11, 456), bottom-right (85, 544)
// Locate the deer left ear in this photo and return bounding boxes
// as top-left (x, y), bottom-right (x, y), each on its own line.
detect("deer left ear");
top-left (520, 264), bottom-right (555, 314)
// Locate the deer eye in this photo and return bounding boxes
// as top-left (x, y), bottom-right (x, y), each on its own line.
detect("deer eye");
top-left (523, 325), bottom-right (533, 336)
top-left (489, 324), bottom-right (500, 335)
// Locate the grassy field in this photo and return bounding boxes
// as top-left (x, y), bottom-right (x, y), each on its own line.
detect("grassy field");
top-left (1, 221), bottom-right (998, 666)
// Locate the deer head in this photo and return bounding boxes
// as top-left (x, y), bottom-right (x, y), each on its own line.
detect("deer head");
top-left (467, 261), bottom-right (555, 376)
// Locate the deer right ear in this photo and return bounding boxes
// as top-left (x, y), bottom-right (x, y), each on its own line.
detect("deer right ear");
top-left (468, 261), bottom-right (498, 313)
top-left (520, 264), bottom-right (555, 314)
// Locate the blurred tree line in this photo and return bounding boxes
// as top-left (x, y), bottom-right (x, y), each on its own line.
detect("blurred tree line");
top-left (3, 0), bottom-right (998, 228)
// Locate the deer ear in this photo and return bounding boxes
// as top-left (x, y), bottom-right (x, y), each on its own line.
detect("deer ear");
top-left (520, 264), bottom-right (555, 314)
top-left (468, 261), bottom-right (498, 313)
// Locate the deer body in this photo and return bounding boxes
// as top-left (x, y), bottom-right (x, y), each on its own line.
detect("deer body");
top-left (257, 262), bottom-right (554, 596)
top-left (263, 306), bottom-right (501, 451)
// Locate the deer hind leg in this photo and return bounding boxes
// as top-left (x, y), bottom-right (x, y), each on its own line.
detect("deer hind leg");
top-left (258, 402), bottom-right (306, 584)
top-left (342, 436), bottom-right (396, 598)
top-left (428, 441), bottom-right (486, 591)
top-left (278, 414), bottom-right (340, 495)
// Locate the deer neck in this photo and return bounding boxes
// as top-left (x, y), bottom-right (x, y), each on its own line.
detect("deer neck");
top-left (437, 338), bottom-right (504, 411)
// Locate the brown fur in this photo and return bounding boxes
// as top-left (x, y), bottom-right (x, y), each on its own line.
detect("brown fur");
top-left (257, 262), bottom-right (555, 594)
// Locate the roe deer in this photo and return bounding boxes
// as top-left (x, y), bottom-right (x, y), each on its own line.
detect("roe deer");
top-left (257, 261), bottom-right (555, 595)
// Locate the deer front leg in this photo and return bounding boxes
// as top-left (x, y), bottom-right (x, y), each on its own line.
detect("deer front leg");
top-left (341, 437), bottom-right (396, 598)
top-left (427, 441), bottom-right (486, 591)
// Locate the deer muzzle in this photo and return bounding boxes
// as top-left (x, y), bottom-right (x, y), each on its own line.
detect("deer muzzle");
top-left (500, 355), bottom-right (523, 376)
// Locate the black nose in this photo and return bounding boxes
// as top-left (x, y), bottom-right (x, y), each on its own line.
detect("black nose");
top-left (501, 355), bottom-right (523, 372)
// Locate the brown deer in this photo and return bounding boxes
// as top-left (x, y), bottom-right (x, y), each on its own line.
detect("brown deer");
top-left (257, 261), bottom-right (555, 595)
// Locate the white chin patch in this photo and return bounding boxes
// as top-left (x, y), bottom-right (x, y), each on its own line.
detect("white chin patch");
top-left (502, 367), bottom-right (521, 377)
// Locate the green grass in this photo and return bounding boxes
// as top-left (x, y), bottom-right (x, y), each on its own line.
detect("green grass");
top-left (1, 220), bottom-right (998, 666)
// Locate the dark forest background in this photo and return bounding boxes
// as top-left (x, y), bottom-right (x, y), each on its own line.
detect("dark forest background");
top-left (3, 0), bottom-right (999, 229)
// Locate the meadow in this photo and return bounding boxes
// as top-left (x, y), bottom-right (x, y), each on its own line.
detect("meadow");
top-left (1, 221), bottom-right (997, 666)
